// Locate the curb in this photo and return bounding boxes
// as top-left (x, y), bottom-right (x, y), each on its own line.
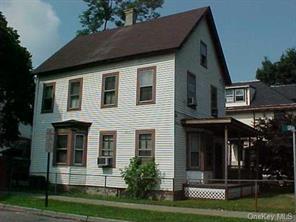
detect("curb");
top-left (0, 203), bottom-right (129, 222)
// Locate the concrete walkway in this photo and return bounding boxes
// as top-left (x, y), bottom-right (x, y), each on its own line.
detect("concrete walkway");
top-left (46, 195), bottom-right (292, 221)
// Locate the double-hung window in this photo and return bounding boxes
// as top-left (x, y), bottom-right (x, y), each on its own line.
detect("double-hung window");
top-left (68, 78), bottom-right (83, 111)
top-left (210, 85), bottom-right (218, 117)
top-left (225, 89), bottom-right (234, 103)
top-left (200, 41), bottom-right (207, 68)
top-left (41, 82), bottom-right (55, 113)
top-left (235, 89), bottom-right (245, 102)
top-left (101, 73), bottom-right (119, 108)
top-left (137, 67), bottom-right (156, 105)
top-left (99, 131), bottom-right (116, 167)
top-left (55, 134), bottom-right (68, 165)
top-left (187, 71), bottom-right (197, 108)
top-left (226, 88), bottom-right (246, 103)
top-left (136, 130), bottom-right (155, 160)
top-left (73, 134), bottom-right (85, 165)
top-left (187, 133), bottom-right (200, 169)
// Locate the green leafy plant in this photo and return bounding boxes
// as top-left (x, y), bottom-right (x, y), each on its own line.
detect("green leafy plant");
top-left (121, 157), bottom-right (159, 199)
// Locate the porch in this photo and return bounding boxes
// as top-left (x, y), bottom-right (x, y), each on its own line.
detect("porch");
top-left (182, 117), bottom-right (258, 200)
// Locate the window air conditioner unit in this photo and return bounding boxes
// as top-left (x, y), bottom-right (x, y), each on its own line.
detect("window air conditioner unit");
top-left (97, 157), bottom-right (113, 167)
top-left (188, 97), bottom-right (197, 106)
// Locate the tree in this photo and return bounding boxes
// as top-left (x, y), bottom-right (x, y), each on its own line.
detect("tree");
top-left (255, 114), bottom-right (296, 179)
top-left (256, 48), bottom-right (296, 85)
top-left (0, 12), bottom-right (34, 147)
top-left (77, 0), bottom-right (164, 35)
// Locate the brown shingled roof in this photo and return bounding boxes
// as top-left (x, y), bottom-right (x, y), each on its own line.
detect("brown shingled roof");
top-left (34, 7), bottom-right (231, 84)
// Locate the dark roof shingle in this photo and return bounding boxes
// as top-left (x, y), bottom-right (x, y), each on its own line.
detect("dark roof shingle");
top-left (34, 7), bottom-right (231, 84)
top-left (227, 81), bottom-right (296, 111)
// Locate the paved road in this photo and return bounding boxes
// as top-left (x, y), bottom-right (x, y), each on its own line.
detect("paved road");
top-left (0, 209), bottom-right (78, 222)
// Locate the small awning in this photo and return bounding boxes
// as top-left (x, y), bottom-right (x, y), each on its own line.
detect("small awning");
top-left (182, 117), bottom-right (257, 138)
top-left (52, 119), bottom-right (92, 129)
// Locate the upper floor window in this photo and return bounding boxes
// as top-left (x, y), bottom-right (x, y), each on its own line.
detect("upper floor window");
top-left (226, 88), bottom-right (246, 103)
top-left (200, 41), bottom-right (207, 68)
top-left (68, 78), bottom-right (83, 111)
top-left (41, 82), bottom-right (55, 113)
top-left (225, 89), bottom-right (234, 103)
top-left (137, 66), bottom-right (156, 105)
top-left (136, 129), bottom-right (155, 161)
top-left (235, 89), bottom-right (245, 102)
top-left (187, 71), bottom-right (197, 109)
top-left (101, 73), bottom-right (119, 108)
top-left (99, 131), bottom-right (117, 167)
top-left (210, 85), bottom-right (218, 117)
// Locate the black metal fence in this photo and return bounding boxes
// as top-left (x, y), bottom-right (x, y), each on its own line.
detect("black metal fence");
top-left (3, 171), bottom-right (295, 212)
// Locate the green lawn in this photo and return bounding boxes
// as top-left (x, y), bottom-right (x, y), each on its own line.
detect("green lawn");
top-left (62, 189), bottom-right (294, 213)
top-left (0, 193), bottom-right (251, 222)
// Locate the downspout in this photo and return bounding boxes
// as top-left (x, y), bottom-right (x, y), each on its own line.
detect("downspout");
top-left (30, 75), bottom-right (40, 173)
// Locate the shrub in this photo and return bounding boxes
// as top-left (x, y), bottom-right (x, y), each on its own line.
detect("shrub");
top-left (121, 157), bottom-right (159, 199)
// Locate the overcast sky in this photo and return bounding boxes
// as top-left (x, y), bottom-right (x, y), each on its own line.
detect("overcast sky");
top-left (1, 0), bottom-right (295, 82)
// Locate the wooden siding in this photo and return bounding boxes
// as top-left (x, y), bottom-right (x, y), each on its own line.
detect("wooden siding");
top-left (174, 17), bottom-right (226, 191)
top-left (30, 54), bottom-right (175, 191)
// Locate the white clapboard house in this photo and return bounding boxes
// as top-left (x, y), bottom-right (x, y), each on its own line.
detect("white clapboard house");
top-left (31, 7), bottom-right (256, 200)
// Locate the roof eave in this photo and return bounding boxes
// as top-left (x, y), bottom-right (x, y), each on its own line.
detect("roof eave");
top-left (34, 48), bottom-right (177, 76)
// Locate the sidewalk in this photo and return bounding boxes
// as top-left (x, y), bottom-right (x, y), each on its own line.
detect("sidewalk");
top-left (46, 195), bottom-right (288, 220)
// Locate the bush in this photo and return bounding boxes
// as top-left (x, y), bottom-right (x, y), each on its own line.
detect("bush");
top-left (121, 157), bottom-right (159, 199)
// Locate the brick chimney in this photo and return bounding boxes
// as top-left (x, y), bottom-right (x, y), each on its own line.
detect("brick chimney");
top-left (124, 8), bottom-right (136, 26)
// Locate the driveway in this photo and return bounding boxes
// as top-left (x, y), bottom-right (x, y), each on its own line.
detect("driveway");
top-left (0, 209), bottom-right (78, 222)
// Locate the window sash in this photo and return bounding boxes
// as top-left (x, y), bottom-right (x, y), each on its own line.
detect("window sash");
top-left (235, 89), bottom-right (245, 101)
top-left (137, 67), bottom-right (156, 104)
top-left (136, 130), bottom-right (155, 158)
top-left (211, 86), bottom-right (218, 117)
top-left (99, 132), bottom-right (116, 167)
top-left (68, 79), bottom-right (82, 110)
top-left (42, 83), bottom-right (55, 112)
top-left (55, 134), bottom-right (68, 164)
top-left (101, 135), bottom-right (114, 157)
top-left (200, 41), bottom-right (207, 67)
top-left (73, 134), bottom-right (85, 164)
top-left (187, 72), bottom-right (197, 107)
top-left (102, 73), bottom-right (118, 107)
top-left (188, 133), bottom-right (200, 169)
top-left (226, 89), bottom-right (235, 103)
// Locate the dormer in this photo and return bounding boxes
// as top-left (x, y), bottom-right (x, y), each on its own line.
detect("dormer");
top-left (225, 84), bottom-right (255, 107)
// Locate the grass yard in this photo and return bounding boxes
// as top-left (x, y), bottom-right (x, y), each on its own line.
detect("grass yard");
top-left (0, 193), bottom-right (251, 222)
top-left (62, 188), bottom-right (294, 213)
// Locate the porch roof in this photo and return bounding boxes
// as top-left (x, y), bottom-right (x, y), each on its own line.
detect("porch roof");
top-left (182, 117), bottom-right (257, 138)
